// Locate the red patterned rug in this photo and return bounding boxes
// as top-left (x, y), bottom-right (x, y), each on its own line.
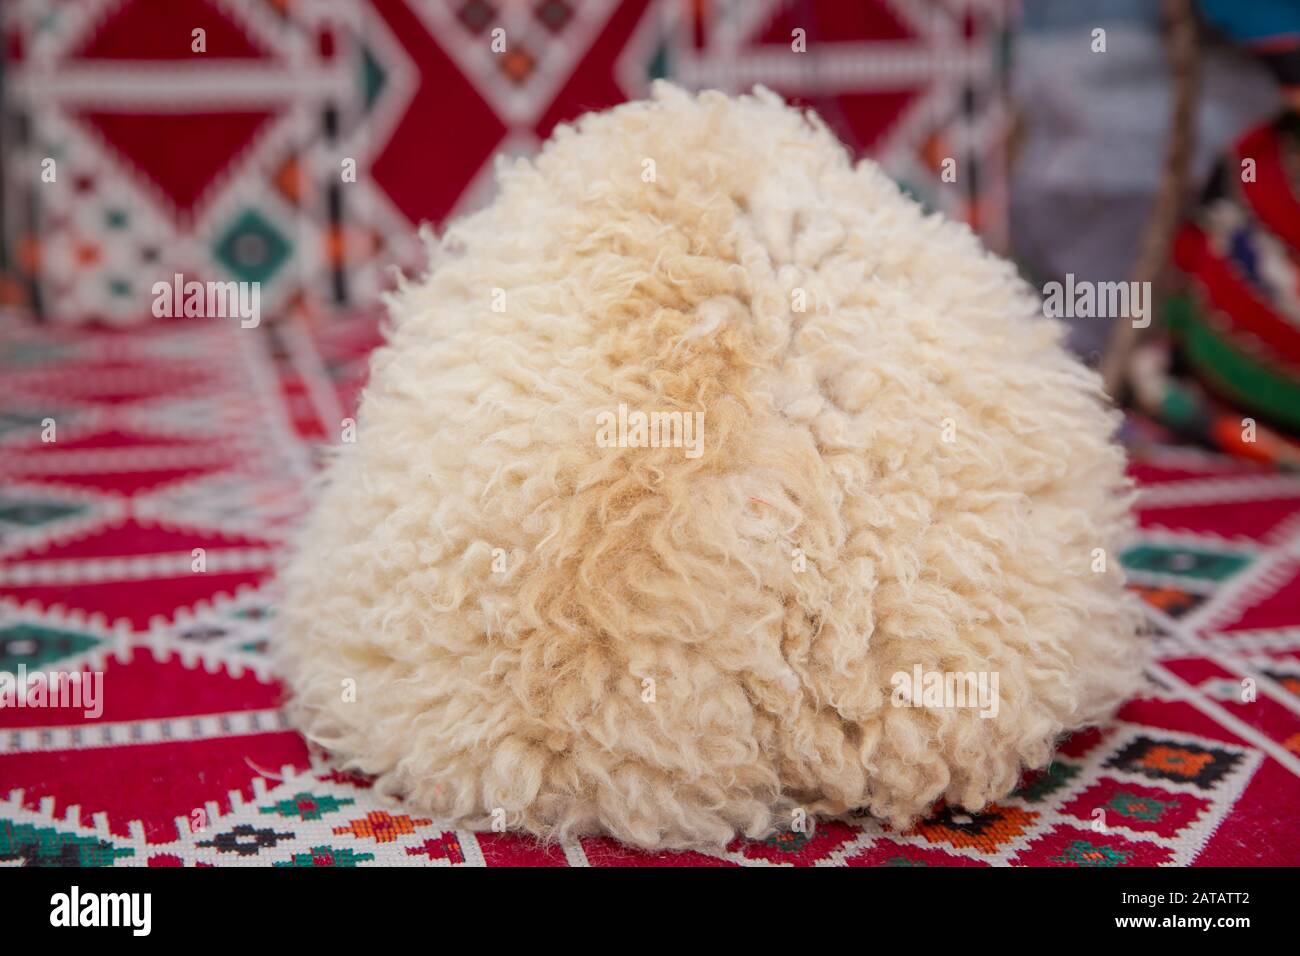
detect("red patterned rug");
top-left (1, 315), bottom-right (1298, 867)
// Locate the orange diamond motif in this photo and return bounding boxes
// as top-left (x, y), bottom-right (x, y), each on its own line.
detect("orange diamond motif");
top-left (1136, 745), bottom-right (1214, 779)
top-left (909, 804), bottom-right (1038, 854)
top-left (333, 811), bottom-right (433, 844)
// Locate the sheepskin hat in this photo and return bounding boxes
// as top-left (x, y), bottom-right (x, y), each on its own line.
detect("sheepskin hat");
top-left (278, 83), bottom-right (1144, 850)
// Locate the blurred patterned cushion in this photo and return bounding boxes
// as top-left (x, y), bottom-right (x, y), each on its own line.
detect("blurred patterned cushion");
top-left (0, 0), bottom-right (1013, 325)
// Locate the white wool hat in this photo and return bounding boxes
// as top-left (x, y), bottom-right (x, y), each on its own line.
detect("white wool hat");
top-left (277, 83), bottom-right (1144, 850)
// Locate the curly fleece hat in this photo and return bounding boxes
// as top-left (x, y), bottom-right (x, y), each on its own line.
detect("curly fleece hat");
top-left (278, 83), bottom-right (1144, 850)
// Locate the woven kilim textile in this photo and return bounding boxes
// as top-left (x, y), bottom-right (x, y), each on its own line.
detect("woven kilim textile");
top-left (1, 0), bottom-right (1012, 324)
top-left (1, 315), bottom-right (1298, 867)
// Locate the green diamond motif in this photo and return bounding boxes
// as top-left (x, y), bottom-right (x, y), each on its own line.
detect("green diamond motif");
top-left (213, 209), bottom-right (291, 285)
top-left (274, 845), bottom-right (374, 867)
top-left (1014, 761), bottom-right (1079, 802)
top-left (1107, 792), bottom-right (1176, 823)
top-left (0, 496), bottom-right (85, 527)
top-left (1121, 544), bottom-right (1250, 582)
top-left (259, 792), bottom-right (355, 821)
top-left (233, 605), bottom-right (273, 621)
top-left (0, 623), bottom-right (101, 671)
top-left (1052, 839), bottom-right (1130, 867)
top-left (0, 820), bottom-right (134, 866)
top-left (756, 830), bottom-right (812, 853)
top-left (360, 45), bottom-right (388, 111)
top-left (105, 208), bottom-right (128, 229)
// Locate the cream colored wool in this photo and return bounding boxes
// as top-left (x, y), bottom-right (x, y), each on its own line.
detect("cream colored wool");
top-left (277, 83), bottom-right (1145, 850)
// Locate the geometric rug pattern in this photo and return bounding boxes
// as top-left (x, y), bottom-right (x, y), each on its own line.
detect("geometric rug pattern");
top-left (2, 316), bottom-right (1298, 865)
top-left (1, 0), bottom-right (1013, 324)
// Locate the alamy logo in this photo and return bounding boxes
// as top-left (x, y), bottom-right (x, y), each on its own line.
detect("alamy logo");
top-left (50, 886), bottom-right (151, 936)
top-left (1041, 273), bottom-right (1151, 328)
top-left (890, 665), bottom-right (1000, 719)
top-left (0, 664), bottom-right (103, 719)
top-left (151, 273), bottom-right (260, 328)
top-left (596, 403), bottom-right (705, 459)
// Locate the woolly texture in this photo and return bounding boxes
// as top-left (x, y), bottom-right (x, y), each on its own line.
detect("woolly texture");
top-left (278, 84), bottom-right (1144, 850)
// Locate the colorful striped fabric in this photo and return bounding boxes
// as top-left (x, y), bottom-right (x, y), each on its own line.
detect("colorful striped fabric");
top-left (1154, 106), bottom-right (1300, 461)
